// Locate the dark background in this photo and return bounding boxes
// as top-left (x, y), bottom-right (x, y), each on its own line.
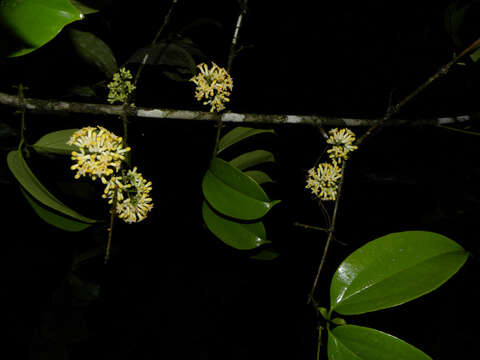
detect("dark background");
top-left (1, 1), bottom-right (479, 359)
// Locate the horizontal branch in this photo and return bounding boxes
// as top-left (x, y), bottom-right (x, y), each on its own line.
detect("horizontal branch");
top-left (0, 91), bottom-right (474, 126)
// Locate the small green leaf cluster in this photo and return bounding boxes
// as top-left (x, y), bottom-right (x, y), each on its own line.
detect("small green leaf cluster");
top-left (202, 127), bottom-right (279, 256)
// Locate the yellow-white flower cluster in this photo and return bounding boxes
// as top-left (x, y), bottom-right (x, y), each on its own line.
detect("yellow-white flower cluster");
top-left (102, 167), bottom-right (153, 223)
top-left (68, 126), bottom-right (153, 223)
top-left (190, 62), bottom-right (233, 112)
top-left (326, 128), bottom-right (358, 162)
top-left (107, 67), bottom-right (136, 105)
top-left (305, 128), bottom-right (358, 201)
top-left (68, 126), bottom-right (131, 181)
top-left (306, 161), bottom-right (342, 201)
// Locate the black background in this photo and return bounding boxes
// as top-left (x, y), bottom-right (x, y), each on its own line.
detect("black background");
top-left (1, 1), bottom-right (479, 359)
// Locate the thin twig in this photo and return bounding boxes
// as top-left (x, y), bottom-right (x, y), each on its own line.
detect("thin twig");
top-left (294, 222), bottom-right (329, 233)
top-left (0, 91), bottom-right (474, 126)
top-left (104, 185), bottom-right (118, 264)
top-left (356, 37), bottom-right (480, 146)
top-left (133, 0), bottom-right (179, 88)
top-left (227, 0), bottom-right (248, 72)
top-left (212, 1), bottom-right (249, 156)
top-left (307, 161), bottom-right (347, 304)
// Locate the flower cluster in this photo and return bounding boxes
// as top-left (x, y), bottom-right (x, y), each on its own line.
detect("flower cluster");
top-left (67, 126), bottom-right (131, 181)
top-left (68, 126), bottom-right (153, 223)
top-left (107, 67), bottom-right (136, 105)
top-left (326, 128), bottom-right (358, 162)
top-left (102, 167), bottom-right (153, 223)
top-left (305, 128), bottom-right (358, 201)
top-left (190, 62), bottom-right (233, 112)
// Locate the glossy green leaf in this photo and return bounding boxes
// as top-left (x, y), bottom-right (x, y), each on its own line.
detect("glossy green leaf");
top-left (202, 157), bottom-right (280, 220)
top-left (217, 127), bottom-right (275, 154)
top-left (328, 325), bottom-right (431, 360)
top-left (7, 150), bottom-right (97, 224)
top-left (330, 231), bottom-right (468, 315)
top-left (69, 29), bottom-right (117, 78)
top-left (0, 0), bottom-right (84, 57)
top-left (244, 170), bottom-right (274, 185)
top-left (32, 129), bottom-right (79, 155)
top-left (229, 150), bottom-right (275, 171)
top-left (202, 201), bottom-right (269, 250)
top-left (21, 188), bottom-right (91, 231)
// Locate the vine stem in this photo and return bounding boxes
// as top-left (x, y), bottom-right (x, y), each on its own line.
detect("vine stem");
top-left (212, 0), bottom-right (249, 157)
top-left (356, 36), bottom-right (480, 146)
top-left (15, 84), bottom-right (27, 151)
top-left (307, 161), bottom-right (346, 304)
top-left (104, 185), bottom-right (119, 264)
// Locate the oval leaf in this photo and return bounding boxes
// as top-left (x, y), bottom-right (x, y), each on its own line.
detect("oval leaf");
top-left (217, 127), bottom-right (275, 154)
top-left (21, 188), bottom-right (91, 231)
top-left (249, 247), bottom-right (280, 261)
top-left (69, 29), bottom-right (118, 78)
top-left (32, 129), bottom-right (79, 155)
top-left (330, 231), bottom-right (468, 315)
top-left (202, 157), bottom-right (280, 220)
top-left (7, 150), bottom-right (98, 224)
top-left (202, 201), bottom-right (269, 250)
top-left (244, 170), bottom-right (274, 185)
top-left (0, 0), bottom-right (84, 57)
top-left (328, 325), bottom-right (432, 360)
top-left (127, 42), bottom-right (195, 71)
top-left (229, 150), bottom-right (275, 171)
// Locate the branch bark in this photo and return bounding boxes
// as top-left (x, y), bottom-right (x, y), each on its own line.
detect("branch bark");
top-left (0, 91), bottom-right (474, 126)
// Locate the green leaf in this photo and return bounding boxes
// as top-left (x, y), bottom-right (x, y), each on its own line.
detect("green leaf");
top-left (32, 129), bottom-right (79, 155)
top-left (244, 170), bottom-right (274, 185)
top-left (127, 42), bottom-right (196, 72)
top-left (21, 188), bottom-right (91, 231)
top-left (68, 273), bottom-right (100, 302)
top-left (330, 231), bottom-right (468, 315)
top-left (217, 127), bottom-right (275, 154)
top-left (202, 157), bottom-right (280, 220)
top-left (0, 0), bottom-right (84, 57)
top-left (68, 29), bottom-right (118, 78)
top-left (69, 0), bottom-right (99, 14)
top-left (249, 247), bottom-right (280, 260)
top-left (7, 150), bottom-right (98, 224)
top-left (202, 201), bottom-right (269, 250)
top-left (328, 325), bottom-right (432, 360)
top-left (331, 318), bottom-right (347, 326)
top-left (229, 150), bottom-right (275, 171)
top-left (444, 2), bottom-right (471, 48)
top-left (470, 47), bottom-right (480, 63)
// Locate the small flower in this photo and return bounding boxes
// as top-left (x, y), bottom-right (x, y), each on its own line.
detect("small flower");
top-left (102, 167), bottom-right (153, 223)
top-left (305, 161), bottom-right (342, 201)
top-left (326, 128), bottom-right (358, 162)
top-left (68, 126), bottom-right (130, 181)
top-left (107, 67), bottom-right (136, 104)
top-left (190, 62), bottom-right (233, 112)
